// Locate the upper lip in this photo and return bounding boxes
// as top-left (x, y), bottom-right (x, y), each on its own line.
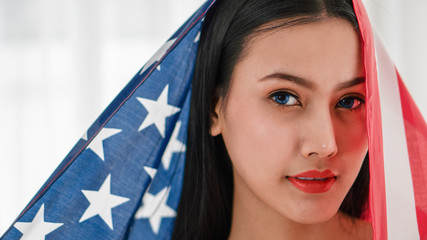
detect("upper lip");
top-left (288, 170), bottom-right (336, 179)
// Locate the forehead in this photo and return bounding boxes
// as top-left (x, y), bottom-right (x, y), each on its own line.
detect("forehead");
top-left (232, 17), bottom-right (363, 88)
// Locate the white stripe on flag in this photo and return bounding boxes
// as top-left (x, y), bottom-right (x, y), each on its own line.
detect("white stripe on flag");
top-left (374, 31), bottom-right (419, 240)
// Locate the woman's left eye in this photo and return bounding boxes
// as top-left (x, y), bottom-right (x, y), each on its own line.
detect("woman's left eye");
top-left (337, 96), bottom-right (364, 109)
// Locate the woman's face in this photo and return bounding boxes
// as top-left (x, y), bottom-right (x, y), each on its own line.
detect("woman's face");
top-left (211, 18), bottom-right (368, 224)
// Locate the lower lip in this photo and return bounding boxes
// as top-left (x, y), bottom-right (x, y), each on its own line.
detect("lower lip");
top-left (287, 177), bottom-right (336, 193)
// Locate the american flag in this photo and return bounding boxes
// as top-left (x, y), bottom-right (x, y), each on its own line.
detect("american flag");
top-left (354, 1), bottom-right (427, 239)
top-left (1, 1), bottom-right (213, 239)
top-left (1, 0), bottom-right (426, 239)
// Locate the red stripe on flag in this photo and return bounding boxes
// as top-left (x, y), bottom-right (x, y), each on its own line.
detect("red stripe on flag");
top-left (396, 71), bottom-right (427, 238)
top-left (352, 1), bottom-right (388, 239)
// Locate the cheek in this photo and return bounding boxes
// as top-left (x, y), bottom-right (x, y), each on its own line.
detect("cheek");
top-left (337, 110), bottom-right (368, 155)
top-left (335, 110), bottom-right (368, 181)
top-left (219, 96), bottom-right (298, 182)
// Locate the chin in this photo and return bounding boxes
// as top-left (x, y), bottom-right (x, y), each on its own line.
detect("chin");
top-left (287, 204), bottom-right (340, 225)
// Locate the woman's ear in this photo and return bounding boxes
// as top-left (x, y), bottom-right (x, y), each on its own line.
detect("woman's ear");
top-left (210, 98), bottom-right (222, 136)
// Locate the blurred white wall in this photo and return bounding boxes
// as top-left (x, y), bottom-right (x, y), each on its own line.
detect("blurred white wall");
top-left (0, 0), bottom-right (426, 235)
top-left (362, 0), bottom-right (427, 118)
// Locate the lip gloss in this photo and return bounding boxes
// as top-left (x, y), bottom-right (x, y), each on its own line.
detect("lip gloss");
top-left (287, 170), bottom-right (336, 194)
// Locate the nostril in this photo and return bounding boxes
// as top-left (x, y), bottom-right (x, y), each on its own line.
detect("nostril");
top-left (308, 152), bottom-right (317, 157)
top-left (327, 151), bottom-right (336, 158)
top-left (305, 143), bottom-right (337, 159)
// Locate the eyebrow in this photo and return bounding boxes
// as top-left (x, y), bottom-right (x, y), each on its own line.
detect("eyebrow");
top-left (260, 73), bottom-right (314, 89)
top-left (260, 72), bottom-right (365, 90)
top-left (335, 77), bottom-right (365, 90)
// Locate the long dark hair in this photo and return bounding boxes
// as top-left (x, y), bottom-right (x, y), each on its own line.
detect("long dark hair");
top-left (172, 0), bottom-right (369, 239)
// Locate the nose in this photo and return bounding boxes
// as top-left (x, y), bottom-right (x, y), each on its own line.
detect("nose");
top-left (300, 109), bottom-right (338, 159)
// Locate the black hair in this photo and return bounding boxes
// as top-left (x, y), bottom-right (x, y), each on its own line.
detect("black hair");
top-left (172, 0), bottom-right (369, 239)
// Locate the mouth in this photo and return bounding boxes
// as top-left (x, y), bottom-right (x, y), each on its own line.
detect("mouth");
top-left (286, 170), bottom-right (336, 194)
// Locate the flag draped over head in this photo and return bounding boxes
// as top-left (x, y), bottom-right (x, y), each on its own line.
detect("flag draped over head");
top-left (1, 0), bottom-right (426, 239)
top-left (353, 1), bottom-right (427, 239)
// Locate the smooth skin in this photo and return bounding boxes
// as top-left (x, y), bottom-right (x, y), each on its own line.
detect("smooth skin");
top-left (211, 18), bottom-right (372, 239)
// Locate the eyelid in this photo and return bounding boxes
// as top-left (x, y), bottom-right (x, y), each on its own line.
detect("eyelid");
top-left (339, 93), bottom-right (365, 102)
top-left (269, 89), bottom-right (300, 98)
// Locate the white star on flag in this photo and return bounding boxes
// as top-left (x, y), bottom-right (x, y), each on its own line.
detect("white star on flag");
top-left (79, 174), bottom-right (130, 230)
top-left (144, 166), bottom-right (157, 179)
top-left (87, 128), bottom-right (121, 161)
top-left (81, 131), bottom-right (88, 141)
top-left (134, 187), bottom-right (176, 235)
top-left (139, 38), bottom-right (176, 75)
top-left (161, 120), bottom-right (186, 170)
top-left (14, 204), bottom-right (63, 240)
top-left (136, 85), bottom-right (180, 138)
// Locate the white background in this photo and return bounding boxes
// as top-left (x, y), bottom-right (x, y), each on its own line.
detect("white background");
top-left (0, 0), bottom-right (426, 235)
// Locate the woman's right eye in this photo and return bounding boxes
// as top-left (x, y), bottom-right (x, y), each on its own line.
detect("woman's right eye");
top-left (270, 91), bottom-right (299, 106)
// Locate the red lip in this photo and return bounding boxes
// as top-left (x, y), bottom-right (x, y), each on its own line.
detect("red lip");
top-left (287, 170), bottom-right (336, 194)
top-left (290, 170), bottom-right (335, 179)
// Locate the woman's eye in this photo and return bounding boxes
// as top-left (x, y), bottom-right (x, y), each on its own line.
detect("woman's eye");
top-left (271, 92), bottom-right (299, 106)
top-left (337, 96), bottom-right (364, 109)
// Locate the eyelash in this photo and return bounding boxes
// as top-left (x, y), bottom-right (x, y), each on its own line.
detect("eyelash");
top-left (269, 91), bottom-right (365, 110)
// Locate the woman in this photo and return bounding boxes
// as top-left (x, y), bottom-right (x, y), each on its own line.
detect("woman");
top-left (173, 0), bottom-right (371, 239)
